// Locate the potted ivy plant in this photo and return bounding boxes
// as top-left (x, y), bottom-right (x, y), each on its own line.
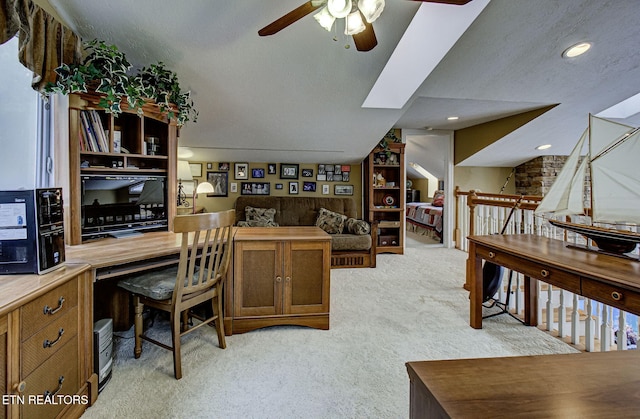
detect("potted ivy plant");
top-left (46, 39), bottom-right (196, 126)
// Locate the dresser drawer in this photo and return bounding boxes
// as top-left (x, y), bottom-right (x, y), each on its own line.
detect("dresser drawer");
top-left (22, 338), bottom-right (79, 419)
top-left (22, 306), bottom-right (78, 378)
top-left (476, 246), bottom-right (581, 293)
top-left (21, 279), bottom-right (78, 339)
top-left (582, 278), bottom-right (640, 315)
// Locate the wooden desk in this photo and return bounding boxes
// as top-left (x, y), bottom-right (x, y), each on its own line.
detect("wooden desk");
top-left (467, 234), bottom-right (640, 329)
top-left (65, 230), bottom-right (230, 330)
top-left (227, 227), bottom-right (331, 334)
top-left (406, 350), bottom-right (640, 419)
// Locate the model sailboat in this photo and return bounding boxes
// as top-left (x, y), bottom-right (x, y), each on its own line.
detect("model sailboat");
top-left (534, 114), bottom-right (640, 255)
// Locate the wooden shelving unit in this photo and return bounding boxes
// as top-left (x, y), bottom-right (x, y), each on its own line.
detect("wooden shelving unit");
top-left (59, 93), bottom-right (178, 245)
top-left (364, 142), bottom-right (405, 254)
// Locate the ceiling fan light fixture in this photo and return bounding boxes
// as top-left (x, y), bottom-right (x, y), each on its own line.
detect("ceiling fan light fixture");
top-left (358, 0), bottom-right (385, 23)
top-left (327, 0), bottom-right (353, 18)
top-left (345, 11), bottom-right (366, 35)
top-left (314, 6), bottom-right (336, 31)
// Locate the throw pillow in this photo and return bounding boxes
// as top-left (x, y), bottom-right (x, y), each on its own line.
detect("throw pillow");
top-left (432, 190), bottom-right (444, 207)
top-left (345, 217), bottom-right (370, 235)
top-left (315, 208), bottom-right (347, 234)
top-left (244, 206), bottom-right (279, 227)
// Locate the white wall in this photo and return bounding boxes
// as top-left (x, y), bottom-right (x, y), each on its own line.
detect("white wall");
top-left (0, 37), bottom-right (38, 190)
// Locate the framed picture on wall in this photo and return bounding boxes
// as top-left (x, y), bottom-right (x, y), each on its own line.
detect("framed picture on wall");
top-left (322, 184), bottom-right (330, 195)
top-left (241, 182), bottom-right (270, 195)
top-left (303, 181), bottom-right (316, 192)
top-left (280, 163), bottom-right (299, 179)
top-left (289, 182), bottom-right (299, 194)
top-left (218, 162), bottom-right (230, 171)
top-left (275, 183), bottom-right (283, 190)
top-left (234, 162), bottom-right (248, 179)
top-left (189, 163), bottom-right (202, 178)
top-left (301, 168), bottom-right (313, 177)
top-left (334, 185), bottom-right (354, 196)
top-left (206, 171), bottom-right (228, 197)
top-left (252, 168), bottom-right (265, 178)
top-left (268, 163), bottom-right (277, 174)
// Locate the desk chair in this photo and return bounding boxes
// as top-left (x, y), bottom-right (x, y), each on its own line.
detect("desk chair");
top-left (118, 210), bottom-right (235, 379)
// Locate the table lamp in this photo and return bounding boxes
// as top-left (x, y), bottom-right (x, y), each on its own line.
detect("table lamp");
top-left (177, 160), bottom-right (193, 206)
top-left (193, 181), bottom-right (213, 213)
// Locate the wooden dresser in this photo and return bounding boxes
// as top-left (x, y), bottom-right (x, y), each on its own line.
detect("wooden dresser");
top-left (0, 264), bottom-right (97, 419)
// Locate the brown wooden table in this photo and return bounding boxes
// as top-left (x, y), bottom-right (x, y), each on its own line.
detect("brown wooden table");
top-left (467, 234), bottom-right (640, 329)
top-left (406, 350), bottom-right (640, 418)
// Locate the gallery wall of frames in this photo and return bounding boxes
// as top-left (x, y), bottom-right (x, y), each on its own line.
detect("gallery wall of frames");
top-left (179, 161), bottom-right (364, 217)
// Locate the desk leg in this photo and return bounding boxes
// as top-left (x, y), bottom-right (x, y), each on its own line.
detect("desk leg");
top-left (469, 242), bottom-right (483, 329)
top-left (524, 275), bottom-right (538, 326)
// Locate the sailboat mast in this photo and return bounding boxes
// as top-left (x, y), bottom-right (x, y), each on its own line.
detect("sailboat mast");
top-left (588, 114), bottom-right (594, 226)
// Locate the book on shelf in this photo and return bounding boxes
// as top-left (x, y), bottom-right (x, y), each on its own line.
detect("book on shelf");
top-left (79, 110), bottom-right (109, 152)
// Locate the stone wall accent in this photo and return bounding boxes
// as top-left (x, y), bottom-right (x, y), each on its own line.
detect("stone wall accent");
top-left (515, 156), bottom-right (568, 196)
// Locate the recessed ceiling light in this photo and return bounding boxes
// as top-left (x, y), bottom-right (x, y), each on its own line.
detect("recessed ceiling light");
top-left (562, 42), bottom-right (591, 58)
top-left (447, 116), bottom-right (459, 121)
top-left (536, 144), bottom-right (552, 150)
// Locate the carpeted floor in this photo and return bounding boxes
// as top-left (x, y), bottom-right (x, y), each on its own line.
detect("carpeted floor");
top-left (81, 243), bottom-right (577, 419)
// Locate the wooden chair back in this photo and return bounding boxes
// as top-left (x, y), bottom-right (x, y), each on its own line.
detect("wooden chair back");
top-left (172, 210), bottom-right (235, 305)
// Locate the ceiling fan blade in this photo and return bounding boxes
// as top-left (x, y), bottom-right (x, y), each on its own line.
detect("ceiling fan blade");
top-left (258, 1), bottom-right (321, 36)
top-left (410, 0), bottom-right (472, 4)
top-left (353, 22), bottom-right (377, 52)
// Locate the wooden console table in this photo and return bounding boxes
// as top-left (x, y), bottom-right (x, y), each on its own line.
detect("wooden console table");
top-left (467, 234), bottom-right (640, 329)
top-left (226, 227), bottom-right (331, 335)
top-left (406, 350), bottom-right (640, 418)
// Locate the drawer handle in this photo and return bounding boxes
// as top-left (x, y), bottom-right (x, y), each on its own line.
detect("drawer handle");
top-left (540, 269), bottom-right (550, 278)
top-left (488, 252), bottom-right (496, 259)
top-left (44, 376), bottom-right (64, 398)
top-left (43, 297), bottom-right (65, 315)
top-left (43, 328), bottom-right (64, 348)
top-left (612, 291), bottom-right (623, 301)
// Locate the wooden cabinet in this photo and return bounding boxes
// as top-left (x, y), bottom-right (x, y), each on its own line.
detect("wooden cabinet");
top-left (0, 264), bottom-right (97, 418)
top-left (57, 93), bottom-right (178, 245)
top-left (364, 142), bottom-right (405, 254)
top-left (227, 227), bottom-right (331, 335)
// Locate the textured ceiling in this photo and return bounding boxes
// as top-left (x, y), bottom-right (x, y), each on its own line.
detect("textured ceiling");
top-left (43, 0), bottom-right (640, 173)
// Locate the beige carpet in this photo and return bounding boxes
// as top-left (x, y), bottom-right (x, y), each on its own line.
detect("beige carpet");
top-left (81, 245), bottom-right (577, 419)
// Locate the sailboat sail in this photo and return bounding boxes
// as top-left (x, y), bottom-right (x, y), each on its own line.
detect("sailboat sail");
top-left (591, 128), bottom-right (640, 224)
top-left (534, 129), bottom-right (588, 216)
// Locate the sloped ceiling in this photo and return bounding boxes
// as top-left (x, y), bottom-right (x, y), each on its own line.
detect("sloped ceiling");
top-left (42, 0), bottom-right (640, 169)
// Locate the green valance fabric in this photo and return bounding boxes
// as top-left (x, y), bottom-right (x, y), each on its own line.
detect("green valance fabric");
top-left (1, 0), bottom-right (82, 91)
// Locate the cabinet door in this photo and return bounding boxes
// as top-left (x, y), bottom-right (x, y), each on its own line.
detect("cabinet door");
top-left (0, 315), bottom-right (6, 419)
top-left (285, 241), bottom-right (330, 315)
top-left (234, 241), bottom-right (284, 317)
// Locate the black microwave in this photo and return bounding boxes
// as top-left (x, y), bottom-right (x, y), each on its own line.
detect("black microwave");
top-left (0, 188), bottom-right (65, 274)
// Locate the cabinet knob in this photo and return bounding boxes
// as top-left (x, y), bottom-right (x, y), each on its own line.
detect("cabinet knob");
top-left (275, 276), bottom-right (282, 283)
top-left (611, 291), bottom-right (623, 301)
top-left (14, 381), bottom-right (26, 393)
top-left (488, 252), bottom-right (495, 259)
top-left (285, 277), bottom-right (291, 283)
top-left (540, 269), bottom-right (550, 278)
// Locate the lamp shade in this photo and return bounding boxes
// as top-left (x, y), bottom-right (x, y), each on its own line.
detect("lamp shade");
top-left (314, 6), bottom-right (336, 31)
top-left (177, 160), bottom-right (193, 181)
top-left (345, 11), bottom-right (366, 35)
top-left (358, 0), bottom-right (384, 23)
top-left (195, 181), bottom-right (214, 194)
top-left (327, 0), bottom-right (352, 18)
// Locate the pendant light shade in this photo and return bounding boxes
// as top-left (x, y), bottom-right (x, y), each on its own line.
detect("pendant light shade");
top-left (314, 6), bottom-right (336, 31)
top-left (327, 0), bottom-right (352, 18)
top-left (345, 11), bottom-right (366, 35)
top-left (357, 0), bottom-right (385, 23)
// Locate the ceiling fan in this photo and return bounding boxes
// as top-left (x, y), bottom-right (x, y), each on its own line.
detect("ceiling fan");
top-left (258, 0), bottom-right (472, 52)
